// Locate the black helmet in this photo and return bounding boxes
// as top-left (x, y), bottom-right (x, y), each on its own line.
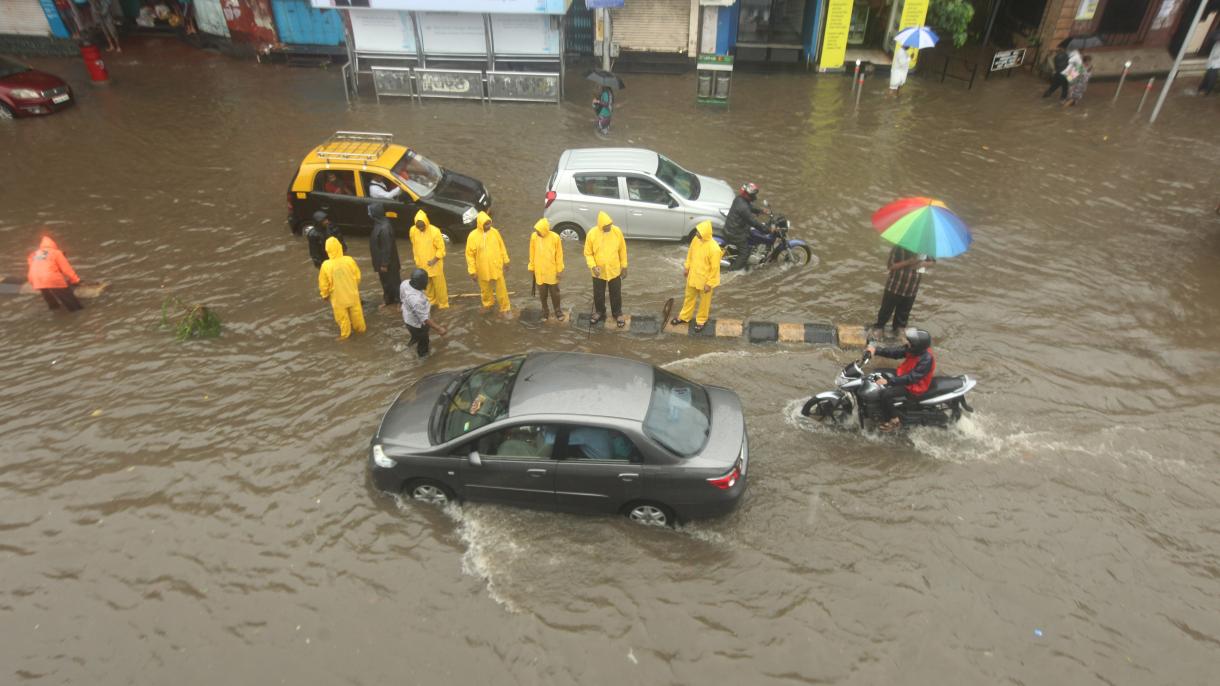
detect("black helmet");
top-left (905, 328), bottom-right (932, 353)
top-left (739, 182), bottom-right (759, 201)
top-left (409, 268), bottom-right (428, 290)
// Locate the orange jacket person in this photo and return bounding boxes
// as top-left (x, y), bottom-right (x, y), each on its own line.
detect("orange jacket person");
top-left (318, 236), bottom-right (366, 339)
top-left (27, 236), bottom-right (83, 312)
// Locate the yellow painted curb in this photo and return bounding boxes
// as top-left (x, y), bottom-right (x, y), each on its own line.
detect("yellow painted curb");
top-left (778, 322), bottom-right (805, 343)
top-left (715, 319), bottom-right (743, 338)
top-left (837, 324), bottom-right (869, 348)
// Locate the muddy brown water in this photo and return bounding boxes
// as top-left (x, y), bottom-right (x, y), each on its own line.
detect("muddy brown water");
top-left (2, 39), bottom-right (1219, 684)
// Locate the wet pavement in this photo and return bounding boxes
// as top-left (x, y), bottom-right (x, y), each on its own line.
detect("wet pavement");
top-left (2, 38), bottom-right (1219, 684)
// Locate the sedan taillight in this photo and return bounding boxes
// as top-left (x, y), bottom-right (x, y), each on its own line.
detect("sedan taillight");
top-left (544, 190), bottom-right (556, 208)
top-left (707, 463), bottom-right (740, 490)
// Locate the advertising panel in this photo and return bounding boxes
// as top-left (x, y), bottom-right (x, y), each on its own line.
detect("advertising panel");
top-left (820, 0), bottom-right (853, 70)
top-left (351, 10), bottom-right (417, 52)
top-left (490, 13), bottom-right (559, 54)
top-left (417, 11), bottom-right (486, 54)
top-left (311, 0), bottom-right (568, 13)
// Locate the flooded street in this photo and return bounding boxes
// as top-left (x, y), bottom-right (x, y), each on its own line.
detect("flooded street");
top-left (3, 38), bottom-right (1219, 684)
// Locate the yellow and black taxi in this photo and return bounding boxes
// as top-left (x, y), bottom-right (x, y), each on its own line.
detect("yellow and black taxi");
top-left (287, 131), bottom-right (491, 241)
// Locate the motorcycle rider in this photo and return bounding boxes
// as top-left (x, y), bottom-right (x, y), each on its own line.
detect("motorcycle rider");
top-left (865, 328), bottom-right (936, 433)
top-left (723, 182), bottom-right (770, 271)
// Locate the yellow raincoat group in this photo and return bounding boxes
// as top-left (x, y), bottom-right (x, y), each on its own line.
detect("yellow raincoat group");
top-left (583, 211), bottom-right (627, 280)
top-left (465, 211), bottom-right (511, 312)
top-left (318, 236), bottom-right (366, 339)
top-left (678, 220), bottom-right (721, 326)
top-left (410, 209), bottom-right (448, 309)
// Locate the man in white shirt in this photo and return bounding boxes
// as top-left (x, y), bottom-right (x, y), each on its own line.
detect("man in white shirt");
top-left (368, 176), bottom-right (404, 201)
top-left (1200, 40), bottom-right (1220, 96)
top-left (400, 269), bottom-right (446, 358)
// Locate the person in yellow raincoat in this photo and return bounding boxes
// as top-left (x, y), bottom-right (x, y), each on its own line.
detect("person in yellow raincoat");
top-left (410, 209), bottom-right (448, 309)
top-left (671, 220), bottom-right (721, 333)
top-left (318, 236), bottom-right (366, 339)
top-left (527, 218), bottom-right (565, 321)
top-left (465, 211), bottom-right (511, 314)
top-left (583, 210), bottom-right (628, 327)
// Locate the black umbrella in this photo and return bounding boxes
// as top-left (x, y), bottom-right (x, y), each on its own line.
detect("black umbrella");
top-left (585, 69), bottom-right (625, 90)
top-left (1059, 34), bottom-right (1104, 50)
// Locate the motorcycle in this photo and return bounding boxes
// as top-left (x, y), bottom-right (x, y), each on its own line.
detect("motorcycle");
top-left (800, 348), bottom-right (977, 431)
top-left (715, 200), bottom-right (812, 269)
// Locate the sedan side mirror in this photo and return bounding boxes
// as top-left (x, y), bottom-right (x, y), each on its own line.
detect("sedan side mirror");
top-left (468, 450), bottom-right (482, 467)
top-left (668, 197), bottom-right (679, 209)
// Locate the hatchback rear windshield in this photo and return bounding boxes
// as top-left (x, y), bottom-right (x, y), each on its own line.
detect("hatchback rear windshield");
top-left (392, 150), bottom-right (444, 198)
top-left (656, 154), bottom-right (700, 201)
top-left (643, 369), bottom-right (711, 456)
top-left (439, 356), bottom-right (525, 442)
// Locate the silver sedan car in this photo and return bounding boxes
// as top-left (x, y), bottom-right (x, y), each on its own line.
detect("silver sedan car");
top-left (369, 352), bottom-right (748, 527)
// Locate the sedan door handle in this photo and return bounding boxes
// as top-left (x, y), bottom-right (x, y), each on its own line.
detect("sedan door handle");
top-left (618, 473), bottom-right (639, 481)
top-left (527, 468), bottom-right (548, 477)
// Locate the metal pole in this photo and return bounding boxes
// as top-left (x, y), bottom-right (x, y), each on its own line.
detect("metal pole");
top-left (1112, 60), bottom-right (1131, 103)
top-left (854, 71), bottom-right (864, 108)
top-left (1137, 77), bottom-right (1155, 113)
top-left (1150, 0), bottom-right (1209, 124)
top-left (600, 8), bottom-right (612, 71)
top-left (974, 0), bottom-right (1002, 88)
top-left (852, 59), bottom-right (860, 92)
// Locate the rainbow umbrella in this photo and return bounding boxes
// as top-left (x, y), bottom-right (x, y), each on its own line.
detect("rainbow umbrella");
top-left (871, 197), bottom-right (971, 258)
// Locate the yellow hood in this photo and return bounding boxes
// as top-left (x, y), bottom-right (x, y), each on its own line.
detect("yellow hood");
top-left (534, 218), bottom-right (550, 236)
top-left (414, 209), bottom-right (430, 226)
top-left (325, 236), bottom-right (344, 260)
top-left (596, 211), bottom-right (613, 230)
top-left (476, 211), bottom-right (493, 232)
top-left (695, 220), bottom-right (713, 242)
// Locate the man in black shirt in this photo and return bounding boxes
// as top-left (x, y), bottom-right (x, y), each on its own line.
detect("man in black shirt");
top-left (723, 182), bottom-right (769, 271)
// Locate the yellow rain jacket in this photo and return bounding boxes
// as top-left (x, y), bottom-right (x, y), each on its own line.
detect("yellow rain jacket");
top-left (583, 211), bottom-right (627, 280)
top-left (684, 221), bottom-right (722, 290)
top-left (465, 211), bottom-right (509, 281)
top-left (528, 218), bottom-right (564, 285)
top-left (410, 209), bottom-right (446, 278)
top-left (318, 236), bottom-right (366, 338)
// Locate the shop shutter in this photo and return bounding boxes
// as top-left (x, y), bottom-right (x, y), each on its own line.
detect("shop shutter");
top-left (611, 0), bottom-right (689, 53)
top-left (271, 0), bottom-right (344, 46)
top-left (193, 0), bottom-right (231, 38)
top-left (0, 0), bottom-right (53, 36)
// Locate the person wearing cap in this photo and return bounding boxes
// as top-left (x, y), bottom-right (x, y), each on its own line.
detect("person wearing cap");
top-left (866, 328), bottom-right (936, 432)
top-left (465, 211), bottom-right (511, 315)
top-left (27, 235), bottom-right (83, 312)
top-left (527, 217), bottom-right (564, 321)
top-left (300, 210), bottom-right (346, 269)
top-left (400, 268), bottom-right (447, 358)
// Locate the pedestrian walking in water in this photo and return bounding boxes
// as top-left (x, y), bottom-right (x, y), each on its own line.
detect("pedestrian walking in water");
top-left (584, 211), bottom-right (628, 327)
top-left (1198, 39), bottom-right (1220, 95)
top-left (871, 245), bottom-right (933, 337)
top-left (318, 236), bottom-right (366, 340)
top-left (1042, 48), bottom-right (1072, 101)
top-left (410, 210), bottom-right (448, 309)
top-left (300, 210), bottom-right (345, 269)
top-left (27, 235), bottom-right (83, 312)
top-left (368, 203), bottom-right (401, 306)
top-left (592, 86), bottom-right (613, 134)
top-left (671, 221), bottom-right (721, 332)
top-left (465, 211), bottom-right (511, 315)
top-left (1064, 54), bottom-right (1092, 107)
top-left (889, 44), bottom-right (912, 95)
top-left (400, 269), bottom-right (447, 359)
top-left (528, 218), bottom-right (565, 321)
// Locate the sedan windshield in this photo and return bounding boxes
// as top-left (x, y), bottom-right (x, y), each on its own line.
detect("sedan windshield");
top-left (0, 57), bottom-right (30, 79)
top-left (440, 356), bottom-right (525, 442)
top-left (656, 154), bottom-right (700, 201)
top-left (643, 369), bottom-right (711, 456)
top-left (392, 150), bottom-right (444, 198)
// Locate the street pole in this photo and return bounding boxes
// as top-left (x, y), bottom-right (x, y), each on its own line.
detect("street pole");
top-left (973, 0), bottom-right (1002, 89)
top-left (600, 8), bottom-right (612, 71)
top-left (1149, 0), bottom-right (1209, 124)
top-left (1137, 77), bottom-right (1155, 113)
top-left (852, 59), bottom-right (860, 93)
top-left (1112, 60), bottom-right (1131, 102)
top-left (855, 71), bottom-right (864, 108)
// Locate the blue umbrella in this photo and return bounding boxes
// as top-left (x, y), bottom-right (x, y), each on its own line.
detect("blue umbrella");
top-left (895, 26), bottom-right (939, 50)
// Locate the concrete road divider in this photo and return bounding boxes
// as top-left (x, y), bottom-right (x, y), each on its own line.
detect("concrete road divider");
top-left (520, 307), bottom-right (847, 347)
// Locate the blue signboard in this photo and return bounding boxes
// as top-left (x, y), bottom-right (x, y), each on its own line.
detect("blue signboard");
top-left (38, 0), bottom-right (71, 38)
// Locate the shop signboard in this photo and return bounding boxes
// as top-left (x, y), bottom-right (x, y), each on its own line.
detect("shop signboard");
top-left (898, 0), bottom-right (929, 66)
top-left (487, 71), bottom-right (560, 101)
top-left (311, 0), bottom-right (569, 13)
top-left (1074, 0), bottom-right (1099, 21)
top-left (490, 13), bottom-right (560, 55)
top-left (372, 66), bottom-right (414, 99)
top-left (990, 48), bottom-right (1026, 72)
top-left (819, 0), bottom-right (853, 70)
top-left (415, 68), bottom-right (484, 99)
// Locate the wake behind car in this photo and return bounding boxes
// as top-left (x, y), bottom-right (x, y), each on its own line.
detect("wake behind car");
top-left (369, 352), bottom-right (748, 527)
top-left (542, 148), bottom-right (737, 242)
top-left (287, 131), bottom-right (490, 242)
top-left (0, 56), bottom-right (72, 119)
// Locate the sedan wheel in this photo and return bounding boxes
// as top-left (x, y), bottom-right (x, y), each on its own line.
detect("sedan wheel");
top-left (408, 481), bottom-right (451, 505)
top-left (0, 104), bottom-right (14, 120)
top-left (627, 503), bottom-right (671, 527)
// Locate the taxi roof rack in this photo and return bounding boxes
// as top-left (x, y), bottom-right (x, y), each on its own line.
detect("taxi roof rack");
top-left (317, 131), bottom-right (394, 162)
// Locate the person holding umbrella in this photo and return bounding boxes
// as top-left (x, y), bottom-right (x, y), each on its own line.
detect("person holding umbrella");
top-left (889, 26), bottom-right (937, 96)
top-left (585, 69), bottom-right (623, 135)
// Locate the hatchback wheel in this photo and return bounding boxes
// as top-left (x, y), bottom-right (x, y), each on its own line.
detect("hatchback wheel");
top-left (626, 502), bottom-right (674, 527)
top-left (554, 223), bottom-right (585, 242)
top-left (406, 480), bottom-right (452, 506)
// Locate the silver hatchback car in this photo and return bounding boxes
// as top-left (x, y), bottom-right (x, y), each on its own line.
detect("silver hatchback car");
top-left (368, 352), bottom-right (749, 527)
top-left (542, 148), bottom-right (737, 242)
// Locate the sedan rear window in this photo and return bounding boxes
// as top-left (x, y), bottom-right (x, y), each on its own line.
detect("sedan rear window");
top-left (643, 369), bottom-right (711, 457)
top-left (440, 356), bottom-right (525, 442)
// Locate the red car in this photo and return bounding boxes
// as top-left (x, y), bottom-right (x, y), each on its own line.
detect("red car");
top-left (0, 55), bottom-right (73, 119)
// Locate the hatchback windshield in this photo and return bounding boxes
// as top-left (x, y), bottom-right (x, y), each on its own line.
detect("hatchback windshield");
top-left (392, 150), bottom-right (444, 198)
top-left (0, 57), bottom-right (30, 79)
top-left (441, 356), bottom-right (525, 442)
top-left (643, 369), bottom-right (711, 456)
top-left (656, 154), bottom-right (700, 201)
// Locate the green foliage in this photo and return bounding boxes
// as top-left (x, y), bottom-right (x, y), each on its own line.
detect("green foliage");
top-left (161, 297), bottom-right (222, 341)
top-left (928, 0), bottom-right (976, 49)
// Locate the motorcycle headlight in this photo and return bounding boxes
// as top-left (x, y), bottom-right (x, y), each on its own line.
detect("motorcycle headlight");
top-left (462, 207), bottom-right (477, 225)
top-left (372, 444), bottom-right (396, 469)
top-left (718, 208), bottom-right (729, 217)
top-left (10, 88), bottom-right (40, 100)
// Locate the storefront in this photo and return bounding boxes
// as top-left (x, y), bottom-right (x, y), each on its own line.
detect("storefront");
top-left (610, 0), bottom-right (693, 54)
top-left (818, 0), bottom-right (928, 71)
top-left (0, 0), bottom-right (74, 54)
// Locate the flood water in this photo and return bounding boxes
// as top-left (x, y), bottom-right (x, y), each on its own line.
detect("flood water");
top-left (3, 38), bottom-right (1219, 684)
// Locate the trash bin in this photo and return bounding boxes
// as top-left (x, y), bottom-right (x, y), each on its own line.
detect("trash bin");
top-left (697, 72), bottom-right (713, 98)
